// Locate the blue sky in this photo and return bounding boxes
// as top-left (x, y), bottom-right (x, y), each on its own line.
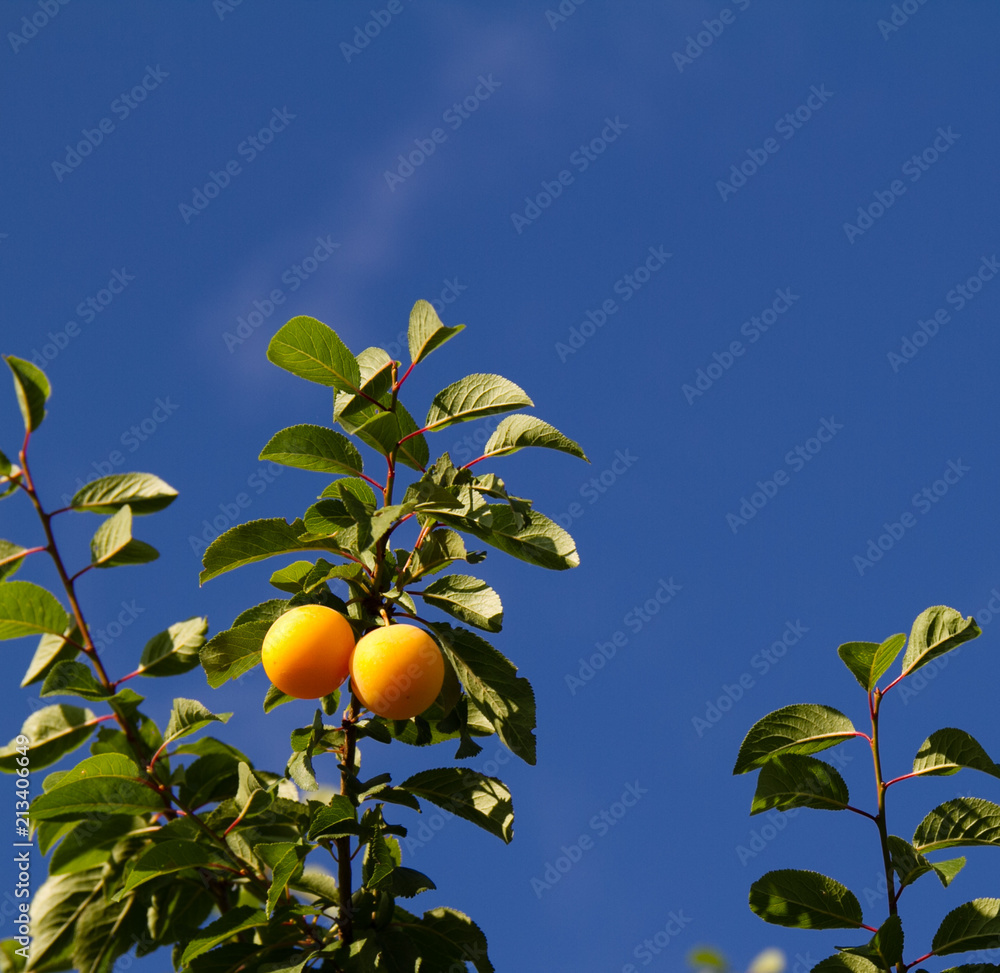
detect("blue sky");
top-left (3, 3), bottom-right (1000, 971)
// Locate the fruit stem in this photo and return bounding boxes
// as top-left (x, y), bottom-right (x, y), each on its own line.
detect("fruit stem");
top-left (336, 697), bottom-right (361, 943)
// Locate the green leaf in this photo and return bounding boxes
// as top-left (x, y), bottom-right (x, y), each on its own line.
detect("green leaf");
top-left (48, 815), bottom-right (139, 875)
top-left (199, 620), bottom-right (268, 687)
top-left (812, 955), bottom-right (883, 973)
top-left (21, 625), bottom-right (82, 687)
top-left (178, 752), bottom-right (243, 809)
top-left (933, 899), bottom-right (1000, 956)
top-left (406, 529), bottom-right (482, 581)
top-left (333, 347), bottom-right (395, 422)
top-left (134, 617), bottom-right (208, 678)
top-left (480, 414), bottom-right (588, 462)
top-left (750, 754), bottom-right (851, 815)
top-left (0, 539), bottom-right (26, 581)
top-left (345, 403), bottom-right (429, 472)
top-left (89, 505), bottom-right (159, 568)
top-left (307, 795), bottom-right (359, 840)
top-left (887, 835), bottom-right (965, 888)
top-left (842, 914), bottom-right (904, 969)
top-left (422, 575), bottom-right (503, 632)
top-left (748, 869), bottom-right (864, 929)
top-left (40, 661), bottom-right (109, 701)
top-left (6, 355), bottom-right (50, 432)
top-left (913, 728), bottom-right (1000, 780)
top-left (26, 869), bottom-right (104, 973)
top-left (913, 797), bottom-right (1000, 853)
top-left (838, 634), bottom-right (905, 691)
top-left (255, 842), bottom-right (305, 917)
top-left (199, 518), bottom-right (331, 584)
top-left (430, 622), bottom-right (535, 764)
top-left (390, 867), bottom-right (437, 898)
top-left (0, 581), bottom-right (70, 640)
top-left (937, 967), bottom-right (1000, 973)
top-left (163, 698), bottom-right (230, 749)
top-left (179, 906), bottom-right (269, 966)
top-left (734, 704), bottom-right (858, 775)
top-left (0, 704), bottom-right (96, 772)
top-left (260, 423), bottom-right (365, 477)
top-left (146, 882), bottom-right (216, 948)
top-left (424, 374), bottom-right (533, 433)
top-left (69, 472), bottom-right (178, 515)
top-left (30, 754), bottom-right (163, 821)
top-left (267, 315), bottom-right (361, 392)
top-left (463, 503), bottom-right (579, 571)
top-left (394, 906), bottom-right (495, 973)
top-left (407, 300), bottom-right (465, 365)
top-left (902, 605), bottom-right (981, 676)
top-left (264, 684), bottom-right (295, 713)
top-left (120, 840), bottom-right (229, 896)
top-left (402, 767), bottom-right (513, 842)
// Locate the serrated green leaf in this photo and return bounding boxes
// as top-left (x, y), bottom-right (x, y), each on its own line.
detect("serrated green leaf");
top-left (6, 355), bottom-right (50, 432)
top-left (394, 906), bottom-right (495, 973)
top-left (748, 869), bottom-right (864, 929)
top-left (888, 834), bottom-right (966, 888)
top-left (389, 866), bottom-right (437, 898)
top-left (422, 575), bottom-right (503, 632)
top-left (133, 617), bottom-right (208, 678)
top-left (347, 403), bottom-right (430, 472)
top-left (48, 815), bottom-right (139, 876)
top-left (812, 955), bottom-right (883, 973)
top-left (255, 842), bottom-right (306, 917)
top-left (179, 906), bottom-right (269, 966)
top-left (264, 684), bottom-right (295, 713)
top-left (30, 754), bottom-right (162, 821)
top-left (407, 300), bottom-right (465, 365)
top-left (120, 840), bottom-right (230, 896)
top-left (267, 315), bottom-right (361, 392)
top-left (27, 869), bottom-right (104, 973)
top-left (480, 414), bottom-right (588, 462)
top-left (902, 606), bottom-right (981, 676)
top-left (0, 539), bottom-right (26, 581)
top-left (913, 728), bottom-right (1000, 780)
top-left (0, 581), bottom-right (70, 641)
top-left (430, 622), bottom-right (535, 764)
top-left (933, 899), bottom-right (1000, 956)
top-left (334, 347), bottom-right (395, 422)
top-left (163, 698), bottom-right (230, 750)
top-left (285, 751), bottom-right (317, 791)
top-left (402, 767), bottom-right (513, 842)
top-left (40, 661), bottom-right (110, 701)
top-left (0, 704), bottom-right (96, 772)
top-left (260, 424), bottom-right (365, 477)
top-left (21, 625), bottom-right (82, 687)
top-left (750, 754), bottom-right (851, 815)
top-left (461, 503), bottom-right (579, 571)
top-left (842, 914), bottom-right (903, 969)
top-left (307, 795), bottom-right (359, 840)
top-left (838, 634), bottom-right (905, 691)
top-left (69, 473), bottom-right (177, 515)
top-left (424, 374), bottom-right (533, 433)
top-left (734, 704), bottom-right (858, 775)
top-left (199, 518), bottom-right (332, 584)
top-left (913, 797), bottom-right (1000, 853)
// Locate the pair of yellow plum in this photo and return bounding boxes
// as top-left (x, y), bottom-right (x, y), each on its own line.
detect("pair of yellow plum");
top-left (261, 605), bottom-right (445, 720)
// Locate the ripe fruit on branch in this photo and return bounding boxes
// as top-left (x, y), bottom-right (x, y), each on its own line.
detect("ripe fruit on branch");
top-left (261, 605), bottom-right (356, 699)
top-left (350, 624), bottom-right (446, 720)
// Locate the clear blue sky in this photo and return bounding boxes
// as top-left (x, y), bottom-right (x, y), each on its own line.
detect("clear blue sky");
top-left (3, 3), bottom-right (1000, 971)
